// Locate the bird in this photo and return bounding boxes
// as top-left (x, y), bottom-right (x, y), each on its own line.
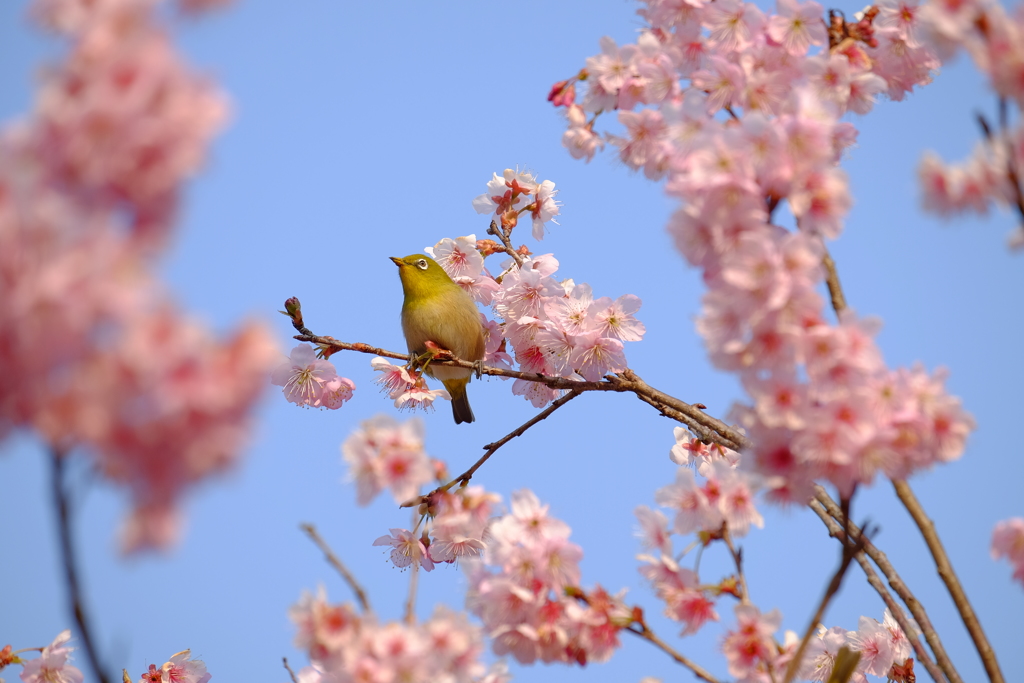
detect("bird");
top-left (390, 254), bottom-right (486, 424)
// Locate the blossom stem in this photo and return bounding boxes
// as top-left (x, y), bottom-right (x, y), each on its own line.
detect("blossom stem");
top-left (892, 480), bottom-right (1004, 683)
top-left (625, 617), bottom-right (720, 683)
top-left (809, 499), bottom-right (948, 683)
top-left (721, 527), bottom-right (751, 605)
top-left (299, 523), bottom-right (371, 613)
top-left (814, 487), bottom-right (963, 683)
top-left (404, 566), bottom-right (419, 626)
top-left (50, 448), bottom-right (111, 683)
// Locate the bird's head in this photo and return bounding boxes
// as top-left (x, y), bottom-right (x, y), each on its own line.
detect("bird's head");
top-left (390, 254), bottom-right (455, 299)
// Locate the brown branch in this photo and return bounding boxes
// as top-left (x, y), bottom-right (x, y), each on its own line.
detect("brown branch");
top-left (287, 315), bottom-right (748, 453)
top-left (282, 657), bottom-right (299, 683)
top-left (821, 247), bottom-right (847, 315)
top-left (486, 219), bottom-right (525, 268)
top-left (626, 617), bottom-right (720, 683)
top-left (814, 487), bottom-right (963, 683)
top-left (300, 523), bottom-right (371, 613)
top-left (783, 511), bottom-right (869, 683)
top-left (404, 390), bottom-right (583, 508)
top-left (51, 448), bottom-right (111, 683)
top-left (809, 500), bottom-right (948, 683)
top-left (892, 480), bottom-right (1004, 683)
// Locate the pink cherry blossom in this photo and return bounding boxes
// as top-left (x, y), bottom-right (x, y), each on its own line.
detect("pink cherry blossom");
top-left (19, 631), bottom-right (83, 683)
top-left (272, 345), bottom-right (339, 408)
top-left (341, 414), bottom-right (432, 506)
top-left (373, 528), bottom-right (435, 572)
top-left (991, 517), bottom-right (1024, 585)
top-left (767, 0), bottom-right (827, 55)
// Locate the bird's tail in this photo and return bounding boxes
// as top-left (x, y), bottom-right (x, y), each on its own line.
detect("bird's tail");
top-left (443, 377), bottom-right (475, 424)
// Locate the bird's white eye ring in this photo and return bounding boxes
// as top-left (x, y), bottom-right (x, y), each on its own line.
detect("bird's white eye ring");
top-left (416, 259), bottom-right (428, 270)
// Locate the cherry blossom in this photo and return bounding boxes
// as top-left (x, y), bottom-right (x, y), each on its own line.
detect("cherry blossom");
top-left (991, 517), bottom-right (1024, 586)
top-left (18, 631), bottom-right (83, 683)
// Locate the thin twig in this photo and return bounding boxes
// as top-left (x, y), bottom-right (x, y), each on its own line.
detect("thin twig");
top-left (404, 566), bottom-right (419, 626)
top-left (892, 480), bottom-right (1004, 683)
top-left (809, 500), bottom-right (947, 683)
top-left (782, 512), bottom-right (867, 683)
top-left (300, 523), bottom-right (371, 613)
top-left (51, 449), bottom-right (111, 683)
top-left (412, 390), bottom-right (582, 502)
top-left (814, 487), bottom-right (963, 683)
top-left (722, 527), bottom-right (750, 605)
top-left (625, 620), bottom-right (720, 683)
top-left (282, 657), bottom-right (299, 683)
top-left (486, 219), bottom-right (525, 267)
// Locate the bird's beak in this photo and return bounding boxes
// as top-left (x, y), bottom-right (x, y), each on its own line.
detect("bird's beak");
top-left (389, 256), bottom-right (403, 267)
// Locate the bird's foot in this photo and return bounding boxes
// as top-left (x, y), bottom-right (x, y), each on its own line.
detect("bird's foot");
top-left (473, 359), bottom-right (484, 380)
top-left (423, 340), bottom-right (455, 361)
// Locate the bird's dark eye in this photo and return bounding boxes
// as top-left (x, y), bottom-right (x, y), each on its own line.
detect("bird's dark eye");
top-left (416, 259), bottom-right (428, 270)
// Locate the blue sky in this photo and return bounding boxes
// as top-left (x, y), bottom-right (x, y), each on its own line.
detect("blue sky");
top-left (1, 1), bottom-right (1022, 682)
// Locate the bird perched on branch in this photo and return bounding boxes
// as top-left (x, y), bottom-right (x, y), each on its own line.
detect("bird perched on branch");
top-left (391, 254), bottom-right (486, 424)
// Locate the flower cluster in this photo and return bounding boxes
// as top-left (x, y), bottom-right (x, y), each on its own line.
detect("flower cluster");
top-left (370, 357), bottom-right (450, 412)
top-left (421, 175), bottom-right (647, 409)
top-left (373, 484), bottom-right (499, 571)
top-left (272, 345), bottom-right (356, 410)
top-left (288, 588), bottom-right (507, 683)
top-left (554, 1), bottom-right (974, 498)
top-left (634, 431), bottom-right (760, 637)
top-left (341, 414), bottom-right (435, 506)
top-left (800, 610), bottom-right (915, 682)
top-left (466, 490), bottom-right (631, 666)
top-left (1, 631), bottom-right (83, 683)
top-left (138, 650), bottom-right (211, 683)
top-left (913, 0), bottom-right (1024, 246)
top-left (472, 169), bottom-right (562, 241)
top-left (1, 0), bottom-right (276, 552)
top-left (991, 517), bottom-right (1024, 586)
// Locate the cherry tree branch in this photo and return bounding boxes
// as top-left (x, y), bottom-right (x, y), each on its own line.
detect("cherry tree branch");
top-left (625, 614), bottom-right (720, 683)
top-left (892, 480), bottom-right (1004, 683)
top-left (809, 499), bottom-right (948, 683)
top-left (283, 298), bottom-right (747, 451)
top-left (814, 487), bottom-right (963, 683)
top-left (300, 523), bottom-right (371, 613)
top-left (486, 219), bottom-right (525, 268)
top-left (405, 389), bottom-right (582, 504)
top-left (782, 511), bottom-right (871, 683)
top-left (51, 448), bottom-right (111, 683)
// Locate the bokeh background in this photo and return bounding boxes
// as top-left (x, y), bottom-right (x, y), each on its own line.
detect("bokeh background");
top-left (1, 1), bottom-right (1022, 682)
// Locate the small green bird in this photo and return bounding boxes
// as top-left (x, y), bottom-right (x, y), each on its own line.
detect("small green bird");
top-left (391, 254), bottom-right (486, 424)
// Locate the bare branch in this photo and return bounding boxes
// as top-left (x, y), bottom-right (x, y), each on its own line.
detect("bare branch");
top-left (300, 523), bottom-right (371, 613)
top-left (626, 617), bottom-right (721, 683)
top-left (809, 500), bottom-right (948, 683)
top-left (783, 510), bottom-right (870, 683)
top-left (814, 487), bottom-right (963, 683)
top-left (892, 480), bottom-right (1004, 683)
top-left (51, 449), bottom-right (111, 683)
